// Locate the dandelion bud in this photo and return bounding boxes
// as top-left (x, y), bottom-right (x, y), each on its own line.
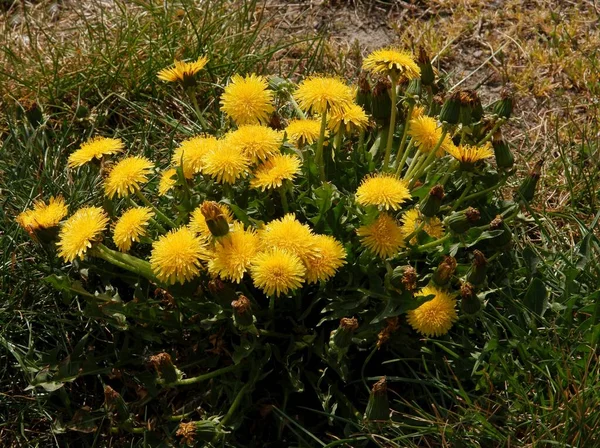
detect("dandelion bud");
top-left (389, 265), bottom-right (417, 292)
top-left (467, 250), bottom-right (488, 286)
top-left (460, 282), bottom-right (481, 314)
top-left (430, 93), bottom-right (444, 116)
top-left (104, 385), bottom-right (130, 423)
top-left (493, 85), bottom-right (515, 119)
top-left (517, 159), bottom-right (543, 203)
top-left (439, 91), bottom-right (461, 125)
top-left (356, 73), bottom-right (372, 112)
top-left (176, 419), bottom-right (224, 444)
top-left (364, 377), bottom-right (390, 421)
top-left (421, 184), bottom-right (445, 217)
top-left (371, 77), bottom-right (393, 120)
top-left (432, 256), bottom-right (457, 286)
top-left (149, 352), bottom-right (180, 384)
top-left (456, 89), bottom-right (479, 126)
top-left (405, 78), bottom-right (422, 100)
top-left (200, 201), bottom-right (230, 237)
top-left (418, 47), bottom-right (435, 86)
top-left (492, 132), bottom-right (514, 169)
top-left (330, 317), bottom-right (359, 351)
top-left (445, 207), bottom-right (480, 234)
top-left (231, 295), bottom-right (254, 328)
top-left (489, 214), bottom-right (512, 247)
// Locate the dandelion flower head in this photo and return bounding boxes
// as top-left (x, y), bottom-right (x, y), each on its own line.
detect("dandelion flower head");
top-left (328, 103), bottom-right (369, 134)
top-left (250, 248), bottom-right (306, 297)
top-left (220, 74), bottom-right (274, 125)
top-left (407, 286), bottom-right (458, 337)
top-left (224, 125), bottom-right (283, 163)
top-left (68, 137), bottom-right (124, 168)
top-left (208, 222), bottom-right (259, 283)
top-left (112, 207), bottom-right (154, 252)
top-left (16, 196), bottom-right (68, 234)
top-left (202, 143), bottom-right (251, 184)
top-left (356, 174), bottom-right (411, 210)
top-left (362, 48), bottom-right (421, 80)
top-left (250, 154), bottom-right (301, 191)
top-left (357, 213), bottom-right (405, 258)
top-left (409, 116), bottom-right (452, 156)
top-left (171, 135), bottom-right (219, 179)
top-left (158, 168), bottom-right (178, 196)
top-left (294, 76), bottom-right (354, 115)
top-left (157, 56), bottom-right (208, 84)
top-left (104, 156), bottom-right (154, 199)
top-left (56, 206), bottom-right (109, 262)
top-left (259, 213), bottom-right (316, 261)
top-left (446, 142), bottom-right (494, 165)
top-left (401, 209), bottom-right (444, 244)
top-left (189, 202), bottom-right (234, 242)
top-left (304, 235), bottom-right (347, 284)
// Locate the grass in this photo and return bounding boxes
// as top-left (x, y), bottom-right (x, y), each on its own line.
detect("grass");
top-left (1, 0), bottom-right (600, 446)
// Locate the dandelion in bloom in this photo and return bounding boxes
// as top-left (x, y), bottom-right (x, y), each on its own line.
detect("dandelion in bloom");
top-left (445, 142), bottom-right (494, 166)
top-left (356, 174), bottom-right (411, 210)
top-left (112, 207), bottom-right (154, 252)
top-left (208, 223), bottom-right (259, 283)
top-left (220, 74), bottom-right (274, 125)
top-left (401, 209), bottom-right (444, 244)
top-left (104, 156), bottom-right (154, 199)
top-left (250, 248), bottom-right (306, 297)
top-left (304, 235), bottom-right (347, 284)
top-left (294, 76), bottom-right (354, 115)
top-left (362, 48), bottom-right (421, 80)
top-left (327, 103), bottom-right (369, 134)
top-left (407, 286), bottom-right (458, 337)
top-left (202, 143), bottom-right (251, 184)
top-left (250, 154), bottom-right (301, 191)
top-left (285, 118), bottom-right (325, 147)
top-left (224, 125), bottom-right (283, 163)
top-left (357, 213), bottom-right (405, 258)
top-left (16, 196), bottom-right (68, 235)
top-left (150, 227), bottom-right (207, 285)
top-left (158, 168), bottom-right (178, 196)
top-left (171, 135), bottom-right (218, 179)
top-left (259, 214), bottom-right (316, 261)
top-left (408, 116), bottom-right (453, 156)
top-left (56, 207), bottom-right (109, 262)
top-left (411, 104), bottom-right (426, 120)
top-left (157, 56), bottom-right (208, 85)
top-left (68, 137), bottom-right (124, 168)
top-left (189, 203), bottom-right (234, 242)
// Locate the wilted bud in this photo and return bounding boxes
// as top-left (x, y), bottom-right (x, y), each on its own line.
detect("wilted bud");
top-left (104, 385), bottom-right (130, 423)
top-left (377, 317), bottom-right (400, 348)
top-left (356, 73), bottom-right (372, 112)
top-left (430, 93), bottom-right (445, 116)
top-left (330, 317), bottom-right (359, 351)
top-left (231, 295), bottom-right (254, 328)
top-left (489, 215), bottom-right (512, 247)
top-left (492, 131), bottom-right (514, 169)
top-left (467, 250), bottom-right (488, 285)
top-left (421, 184), bottom-right (445, 217)
top-left (364, 377), bottom-right (390, 421)
top-left (389, 265), bottom-right (417, 292)
top-left (200, 201), bottom-right (230, 237)
top-left (149, 352), bottom-right (180, 384)
top-left (460, 282), bottom-right (481, 314)
top-left (418, 47), bottom-right (435, 86)
top-left (445, 207), bottom-right (480, 234)
top-left (516, 159), bottom-right (543, 203)
top-left (371, 77), bottom-right (393, 120)
top-left (176, 419), bottom-right (225, 444)
top-left (207, 278), bottom-right (237, 305)
top-left (456, 89), bottom-right (480, 126)
top-left (493, 85), bottom-right (515, 119)
top-left (439, 91), bottom-right (461, 125)
top-left (432, 256), bottom-right (457, 286)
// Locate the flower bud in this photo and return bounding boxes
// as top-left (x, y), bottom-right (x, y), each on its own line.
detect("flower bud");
top-left (371, 77), bottom-right (393, 120)
top-left (432, 256), bottom-right (457, 286)
top-left (460, 282), bottom-right (481, 314)
top-left (364, 377), bottom-right (390, 421)
top-left (389, 265), bottom-right (417, 292)
top-left (430, 93), bottom-right (444, 116)
top-left (231, 295), bottom-right (254, 328)
top-left (492, 132), bottom-right (514, 169)
top-left (445, 207), bottom-right (480, 234)
top-left (149, 352), bottom-right (181, 384)
top-left (418, 47), bottom-right (435, 86)
top-left (493, 85), bottom-right (514, 119)
top-left (516, 159), bottom-right (543, 203)
top-left (420, 185), bottom-right (445, 217)
top-left (456, 89), bottom-right (479, 126)
top-left (104, 385), bottom-right (130, 423)
top-left (467, 250), bottom-right (487, 286)
top-left (356, 73), bottom-right (372, 112)
top-left (377, 317), bottom-right (400, 348)
top-left (330, 317), bottom-right (359, 351)
top-left (405, 78), bottom-right (422, 99)
top-left (200, 201), bottom-right (230, 237)
top-left (176, 419), bottom-right (225, 444)
top-left (439, 91), bottom-right (461, 125)
top-left (489, 214), bottom-right (512, 247)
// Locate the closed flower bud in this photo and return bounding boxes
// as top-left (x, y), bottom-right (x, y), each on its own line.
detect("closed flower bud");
top-left (492, 85), bottom-right (514, 119)
top-left (517, 159), bottom-right (543, 203)
top-left (176, 419), bottom-right (225, 444)
top-left (460, 282), bottom-right (481, 314)
top-left (430, 93), bottom-right (445, 116)
top-left (356, 73), bottom-right (372, 112)
top-left (104, 385), bottom-right (130, 423)
top-left (405, 78), bottom-right (422, 99)
top-left (432, 256), bottom-right (457, 286)
top-left (371, 77), bottom-right (393, 120)
top-left (456, 90), bottom-right (479, 126)
top-left (467, 250), bottom-right (487, 285)
top-left (231, 295), bottom-right (254, 328)
top-left (445, 207), bottom-right (480, 234)
top-left (330, 317), bottom-right (359, 351)
top-left (489, 215), bottom-right (512, 247)
top-left (200, 201), bottom-right (230, 237)
top-left (364, 377), bottom-right (390, 421)
top-left (421, 185), bottom-right (445, 217)
top-left (391, 265), bottom-right (418, 293)
top-left (492, 132), bottom-right (514, 169)
top-left (418, 47), bottom-right (435, 86)
top-left (439, 91), bottom-right (461, 124)
top-left (149, 352), bottom-right (181, 384)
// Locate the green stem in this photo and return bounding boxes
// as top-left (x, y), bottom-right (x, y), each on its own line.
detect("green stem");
top-left (315, 111), bottom-right (329, 182)
top-left (357, 128), bottom-right (366, 156)
top-left (157, 363), bottom-right (239, 387)
top-left (456, 177), bottom-right (507, 205)
top-left (403, 150), bottom-right (425, 180)
top-left (279, 185), bottom-right (289, 214)
top-left (128, 197), bottom-right (167, 234)
top-left (404, 220), bottom-right (426, 244)
top-left (334, 128), bottom-right (343, 151)
top-left (439, 160), bottom-right (460, 187)
top-left (383, 76), bottom-right (398, 170)
top-left (477, 118), bottom-right (505, 146)
top-left (414, 234), bottom-right (451, 252)
top-left (408, 129), bottom-right (448, 188)
top-left (218, 382), bottom-right (252, 430)
top-left (450, 176), bottom-right (473, 212)
top-left (394, 103), bottom-right (414, 171)
top-left (92, 243), bottom-right (160, 283)
top-left (288, 93), bottom-right (306, 119)
top-left (396, 139), bottom-right (415, 176)
top-left (135, 190), bottom-right (177, 229)
top-left (187, 88), bottom-right (210, 130)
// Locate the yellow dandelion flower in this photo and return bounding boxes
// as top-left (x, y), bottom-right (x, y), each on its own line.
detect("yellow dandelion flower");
top-left (412, 105), bottom-right (426, 120)
top-left (401, 209), bottom-right (444, 244)
top-left (304, 235), bottom-right (347, 284)
top-left (171, 135), bottom-right (219, 179)
top-left (445, 142), bottom-right (494, 165)
top-left (250, 154), bottom-right (301, 191)
top-left (16, 196), bottom-right (68, 234)
top-left (294, 76), bottom-right (354, 115)
top-left (362, 48), bottom-right (421, 80)
top-left (224, 125), bottom-right (283, 163)
top-left (357, 213), bottom-right (405, 258)
top-left (150, 227), bottom-right (207, 285)
top-left (407, 286), bottom-right (458, 337)
top-left (356, 174), bottom-right (411, 210)
top-left (328, 103), bottom-right (369, 133)
top-left (157, 56), bottom-right (208, 84)
top-left (285, 118), bottom-right (325, 147)
top-left (104, 156), bottom-right (154, 199)
top-left (220, 74), bottom-right (274, 125)
top-left (259, 213), bottom-right (316, 261)
top-left (208, 223), bottom-right (259, 283)
top-left (68, 137), bottom-right (124, 168)
top-left (112, 207), bottom-right (154, 252)
top-left (202, 143), bottom-right (251, 184)
top-left (250, 248), bottom-right (306, 297)
top-left (56, 206), bottom-right (109, 262)
top-left (408, 116), bottom-right (452, 156)
top-left (189, 202), bottom-right (234, 242)
top-left (158, 168), bottom-right (178, 196)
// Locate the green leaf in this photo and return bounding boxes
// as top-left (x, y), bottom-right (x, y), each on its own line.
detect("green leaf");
top-left (523, 277), bottom-right (548, 317)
